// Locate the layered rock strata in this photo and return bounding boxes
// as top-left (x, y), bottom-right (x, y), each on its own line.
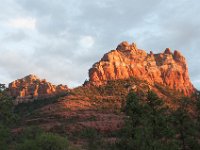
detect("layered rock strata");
top-left (9, 74), bottom-right (69, 104)
top-left (89, 41), bottom-right (195, 96)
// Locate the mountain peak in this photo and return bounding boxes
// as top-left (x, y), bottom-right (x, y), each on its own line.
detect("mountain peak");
top-left (164, 48), bottom-right (171, 54)
top-left (24, 74), bottom-right (39, 79)
top-left (116, 41), bottom-right (137, 51)
top-left (8, 75), bottom-right (69, 104)
top-left (88, 41), bottom-right (196, 96)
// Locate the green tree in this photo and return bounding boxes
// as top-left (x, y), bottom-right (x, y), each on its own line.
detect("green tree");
top-left (16, 126), bottom-right (43, 143)
top-left (196, 91), bottom-right (200, 131)
top-left (195, 92), bottom-right (200, 149)
top-left (0, 86), bottom-right (17, 150)
top-left (16, 132), bottom-right (69, 150)
top-left (0, 125), bottom-right (11, 150)
top-left (172, 97), bottom-right (200, 150)
top-left (118, 91), bottom-right (178, 150)
top-left (15, 139), bottom-right (38, 150)
top-left (37, 133), bottom-right (69, 150)
top-left (125, 90), bottom-right (143, 129)
top-left (143, 91), bottom-right (178, 150)
top-left (0, 89), bottom-right (17, 126)
top-left (118, 91), bottom-right (144, 150)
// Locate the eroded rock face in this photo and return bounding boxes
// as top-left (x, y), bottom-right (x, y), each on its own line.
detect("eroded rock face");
top-left (89, 41), bottom-right (196, 96)
top-left (9, 74), bottom-right (69, 103)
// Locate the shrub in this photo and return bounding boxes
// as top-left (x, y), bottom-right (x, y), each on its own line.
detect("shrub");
top-left (36, 133), bottom-right (69, 150)
top-left (16, 131), bottom-right (69, 150)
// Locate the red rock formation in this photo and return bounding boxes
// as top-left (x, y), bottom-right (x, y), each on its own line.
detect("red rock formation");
top-left (89, 41), bottom-right (196, 96)
top-left (9, 74), bottom-right (69, 103)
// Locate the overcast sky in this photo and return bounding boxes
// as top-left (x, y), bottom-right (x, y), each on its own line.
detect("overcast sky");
top-left (0, 0), bottom-right (200, 89)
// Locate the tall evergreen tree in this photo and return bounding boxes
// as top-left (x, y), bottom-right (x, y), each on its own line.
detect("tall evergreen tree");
top-left (0, 88), bottom-right (17, 126)
top-left (119, 90), bottom-right (178, 150)
top-left (0, 86), bottom-right (16, 150)
top-left (122, 90), bottom-right (144, 150)
top-left (195, 91), bottom-right (200, 149)
top-left (196, 91), bottom-right (200, 131)
top-left (141, 91), bottom-right (178, 150)
top-left (172, 97), bottom-right (199, 150)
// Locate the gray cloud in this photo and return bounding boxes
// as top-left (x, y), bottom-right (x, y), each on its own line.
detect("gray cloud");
top-left (2, 30), bottom-right (28, 42)
top-left (0, 0), bottom-right (200, 89)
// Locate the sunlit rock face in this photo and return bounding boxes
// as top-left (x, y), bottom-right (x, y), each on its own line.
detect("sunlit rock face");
top-left (89, 41), bottom-right (196, 96)
top-left (8, 74), bottom-right (69, 103)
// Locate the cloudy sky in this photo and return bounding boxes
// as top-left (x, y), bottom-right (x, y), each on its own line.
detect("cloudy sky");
top-left (0, 0), bottom-right (200, 89)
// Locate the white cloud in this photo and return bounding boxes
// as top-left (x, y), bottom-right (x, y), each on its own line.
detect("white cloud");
top-left (0, 0), bottom-right (200, 90)
top-left (79, 36), bottom-right (95, 48)
top-left (7, 17), bottom-right (36, 29)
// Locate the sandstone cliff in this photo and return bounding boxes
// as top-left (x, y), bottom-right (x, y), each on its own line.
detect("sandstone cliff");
top-left (89, 41), bottom-right (196, 96)
top-left (9, 74), bottom-right (69, 104)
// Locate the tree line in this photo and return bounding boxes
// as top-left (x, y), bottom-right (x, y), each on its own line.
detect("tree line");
top-left (117, 90), bottom-right (200, 150)
top-left (0, 86), bottom-right (70, 150)
top-left (1, 82), bottom-right (200, 150)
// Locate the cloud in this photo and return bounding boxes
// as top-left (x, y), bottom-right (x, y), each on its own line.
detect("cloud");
top-left (2, 31), bottom-right (28, 42)
top-left (0, 0), bottom-right (200, 90)
top-left (79, 36), bottom-right (95, 49)
top-left (7, 17), bottom-right (36, 29)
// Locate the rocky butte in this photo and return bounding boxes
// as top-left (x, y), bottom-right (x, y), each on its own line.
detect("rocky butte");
top-left (9, 74), bottom-right (69, 104)
top-left (89, 41), bottom-right (196, 96)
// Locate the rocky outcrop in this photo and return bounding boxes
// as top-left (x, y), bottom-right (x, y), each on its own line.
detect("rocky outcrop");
top-left (9, 74), bottom-right (69, 104)
top-left (89, 41), bottom-right (196, 96)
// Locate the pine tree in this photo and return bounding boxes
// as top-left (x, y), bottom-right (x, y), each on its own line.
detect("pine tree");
top-left (118, 90), bottom-right (144, 150)
top-left (0, 86), bottom-right (17, 149)
top-left (0, 89), bottom-right (17, 126)
top-left (125, 90), bottom-right (142, 126)
top-left (195, 91), bottom-right (200, 149)
top-left (141, 91), bottom-right (178, 150)
top-left (119, 90), bottom-right (178, 150)
top-left (196, 91), bottom-right (200, 131)
top-left (172, 97), bottom-right (199, 150)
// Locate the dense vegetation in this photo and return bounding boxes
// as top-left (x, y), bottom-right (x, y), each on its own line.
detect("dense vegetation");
top-left (0, 87), bottom-right (71, 150)
top-left (116, 90), bottom-right (200, 150)
top-left (14, 96), bottom-right (61, 117)
top-left (14, 127), bottom-right (69, 150)
top-left (1, 81), bottom-right (200, 150)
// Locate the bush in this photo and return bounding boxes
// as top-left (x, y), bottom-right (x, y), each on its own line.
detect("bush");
top-left (0, 90), bottom-right (17, 126)
top-left (0, 125), bottom-right (11, 150)
top-left (16, 139), bottom-right (38, 150)
top-left (37, 133), bottom-right (69, 150)
top-left (79, 128), bottom-right (98, 139)
top-left (16, 131), bottom-right (69, 150)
